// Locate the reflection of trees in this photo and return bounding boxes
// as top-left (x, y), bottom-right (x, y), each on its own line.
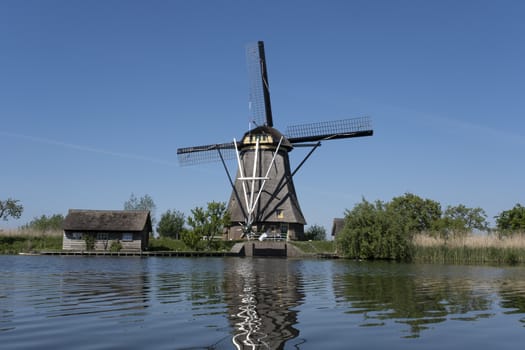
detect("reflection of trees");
top-left (156, 272), bottom-right (222, 303)
top-left (223, 258), bottom-right (304, 349)
top-left (57, 271), bottom-right (150, 319)
top-left (499, 279), bottom-right (525, 317)
top-left (333, 263), bottom-right (493, 337)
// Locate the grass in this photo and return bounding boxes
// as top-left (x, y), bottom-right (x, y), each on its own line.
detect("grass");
top-left (412, 233), bottom-right (525, 264)
top-left (144, 236), bottom-right (239, 252)
top-left (0, 228), bottom-right (63, 254)
top-left (290, 241), bottom-right (336, 254)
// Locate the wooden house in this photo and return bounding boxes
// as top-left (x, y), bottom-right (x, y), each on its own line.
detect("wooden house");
top-left (62, 209), bottom-right (152, 251)
top-left (331, 218), bottom-right (345, 238)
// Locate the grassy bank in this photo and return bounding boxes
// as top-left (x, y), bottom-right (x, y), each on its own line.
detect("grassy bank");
top-left (149, 236), bottom-right (238, 252)
top-left (4, 228), bottom-right (522, 265)
top-left (0, 229), bottom-right (63, 254)
top-left (290, 241), bottom-right (335, 255)
top-left (0, 229), bottom-right (241, 255)
top-left (412, 233), bottom-right (525, 264)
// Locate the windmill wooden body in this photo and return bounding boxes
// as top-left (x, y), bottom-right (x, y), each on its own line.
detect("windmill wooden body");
top-left (177, 41), bottom-right (373, 240)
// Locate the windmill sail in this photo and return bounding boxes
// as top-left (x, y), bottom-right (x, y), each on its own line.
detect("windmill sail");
top-left (177, 142), bottom-right (236, 166)
top-left (246, 41), bottom-right (273, 128)
top-left (286, 116), bottom-right (373, 144)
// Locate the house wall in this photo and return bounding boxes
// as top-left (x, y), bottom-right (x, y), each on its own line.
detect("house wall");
top-left (62, 232), bottom-right (86, 250)
top-left (62, 231), bottom-right (146, 251)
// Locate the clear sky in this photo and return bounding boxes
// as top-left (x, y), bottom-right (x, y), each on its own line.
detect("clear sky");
top-left (1, 0), bottom-right (524, 232)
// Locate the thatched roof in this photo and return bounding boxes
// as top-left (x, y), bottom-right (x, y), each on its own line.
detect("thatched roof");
top-left (331, 218), bottom-right (345, 237)
top-left (63, 209), bottom-right (152, 232)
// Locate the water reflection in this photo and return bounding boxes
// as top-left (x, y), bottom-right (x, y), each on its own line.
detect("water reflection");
top-left (224, 258), bottom-right (303, 349)
top-left (56, 271), bottom-right (150, 319)
top-left (2, 256), bottom-right (525, 349)
top-left (332, 262), bottom-right (525, 338)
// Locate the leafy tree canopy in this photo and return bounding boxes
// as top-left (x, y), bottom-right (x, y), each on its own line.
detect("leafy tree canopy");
top-left (0, 198), bottom-right (23, 221)
top-left (157, 209), bottom-right (185, 239)
top-left (496, 203), bottom-right (525, 232)
top-left (388, 193), bottom-right (441, 233)
top-left (441, 204), bottom-right (488, 234)
top-left (187, 201), bottom-right (230, 249)
top-left (124, 193), bottom-right (157, 225)
top-left (304, 224), bottom-right (327, 241)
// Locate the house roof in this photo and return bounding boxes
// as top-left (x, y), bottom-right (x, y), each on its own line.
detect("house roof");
top-left (331, 218), bottom-right (345, 236)
top-left (63, 209), bottom-right (152, 232)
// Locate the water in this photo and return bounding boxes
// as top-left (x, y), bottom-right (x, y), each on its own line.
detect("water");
top-left (1, 256), bottom-right (524, 349)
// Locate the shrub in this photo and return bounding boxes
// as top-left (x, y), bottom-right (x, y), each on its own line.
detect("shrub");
top-left (181, 230), bottom-right (201, 251)
top-left (84, 234), bottom-right (95, 251)
top-left (336, 198), bottom-right (413, 261)
top-left (109, 241), bottom-right (122, 252)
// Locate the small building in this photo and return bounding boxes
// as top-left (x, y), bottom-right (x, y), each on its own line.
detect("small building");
top-left (331, 218), bottom-right (345, 238)
top-left (62, 209), bottom-right (152, 251)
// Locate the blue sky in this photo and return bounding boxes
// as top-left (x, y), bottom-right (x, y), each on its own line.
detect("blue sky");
top-left (1, 0), bottom-right (524, 232)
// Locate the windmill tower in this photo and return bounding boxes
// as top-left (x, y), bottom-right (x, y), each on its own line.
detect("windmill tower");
top-left (177, 41), bottom-right (373, 240)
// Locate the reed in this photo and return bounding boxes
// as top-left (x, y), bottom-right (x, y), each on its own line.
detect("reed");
top-left (412, 233), bottom-right (525, 264)
top-left (0, 228), bottom-right (63, 254)
top-left (0, 228), bottom-right (63, 237)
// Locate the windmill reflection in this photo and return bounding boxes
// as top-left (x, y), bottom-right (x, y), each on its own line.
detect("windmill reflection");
top-left (232, 284), bottom-right (269, 349)
top-left (225, 258), bottom-right (303, 350)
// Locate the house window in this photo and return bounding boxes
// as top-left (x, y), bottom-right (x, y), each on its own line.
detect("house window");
top-left (276, 209), bottom-right (284, 219)
top-left (280, 223), bottom-right (288, 234)
top-left (97, 232), bottom-right (108, 240)
top-left (122, 233), bottom-right (133, 242)
top-left (72, 232), bottom-right (83, 240)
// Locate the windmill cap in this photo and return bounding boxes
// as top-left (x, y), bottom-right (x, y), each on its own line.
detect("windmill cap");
top-left (240, 125), bottom-right (293, 150)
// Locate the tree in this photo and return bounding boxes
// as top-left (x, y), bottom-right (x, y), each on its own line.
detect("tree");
top-left (496, 204), bottom-right (525, 232)
top-left (124, 193), bottom-right (157, 225)
top-left (0, 198), bottom-right (23, 221)
top-left (440, 204), bottom-right (488, 236)
top-left (157, 210), bottom-right (185, 239)
top-left (304, 224), bottom-right (327, 241)
top-left (187, 201), bottom-right (230, 249)
top-left (21, 214), bottom-right (65, 232)
top-left (388, 193), bottom-right (441, 233)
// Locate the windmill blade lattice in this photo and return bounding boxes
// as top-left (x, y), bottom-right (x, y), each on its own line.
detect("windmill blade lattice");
top-left (177, 142), bottom-right (236, 166)
top-left (286, 116), bottom-right (373, 144)
top-left (246, 41), bottom-right (273, 128)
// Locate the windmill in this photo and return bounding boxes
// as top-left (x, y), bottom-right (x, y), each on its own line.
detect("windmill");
top-left (177, 41), bottom-right (373, 240)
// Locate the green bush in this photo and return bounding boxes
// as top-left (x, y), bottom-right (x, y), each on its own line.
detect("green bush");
top-left (149, 236), bottom-right (189, 251)
top-left (109, 241), bottom-right (122, 252)
top-left (336, 198), bottom-right (413, 261)
top-left (84, 234), bottom-right (95, 251)
top-left (148, 236), bottom-right (237, 252)
top-left (181, 230), bottom-right (202, 250)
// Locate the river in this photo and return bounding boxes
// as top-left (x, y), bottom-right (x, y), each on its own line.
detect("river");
top-left (1, 256), bottom-right (524, 349)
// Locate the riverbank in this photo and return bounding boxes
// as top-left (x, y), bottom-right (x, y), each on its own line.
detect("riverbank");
top-left (3, 230), bottom-right (525, 264)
